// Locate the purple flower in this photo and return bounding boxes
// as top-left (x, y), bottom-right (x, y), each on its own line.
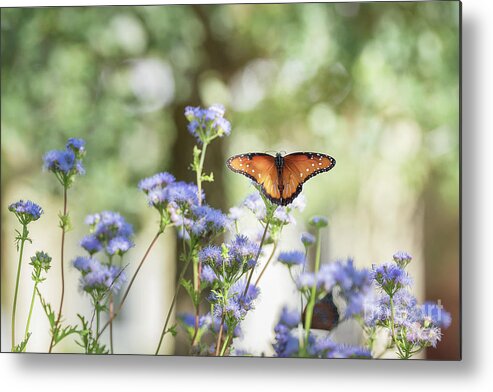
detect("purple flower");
top-left (66, 138), bottom-right (85, 156)
top-left (74, 256), bottom-right (126, 294)
top-left (73, 256), bottom-right (97, 273)
top-left (179, 312), bottom-right (211, 329)
top-left (228, 206), bottom-right (244, 221)
top-left (372, 263), bottom-right (412, 296)
top-left (43, 138), bottom-right (86, 183)
top-left (80, 234), bottom-right (103, 255)
top-left (106, 236), bottom-right (134, 256)
top-left (278, 250), bottom-right (305, 267)
top-left (201, 264), bottom-right (218, 284)
top-left (309, 216), bottom-right (328, 228)
top-left (296, 271), bottom-right (317, 290)
top-left (278, 307), bottom-right (300, 328)
top-left (393, 251), bottom-right (412, 268)
top-left (82, 211), bottom-right (134, 257)
top-left (301, 232), bottom-right (316, 247)
top-left (185, 104), bottom-right (231, 144)
top-left (8, 200), bottom-right (43, 225)
top-left (199, 245), bottom-right (223, 267)
top-left (421, 301), bottom-right (452, 329)
top-left (227, 234), bottom-right (259, 269)
top-left (180, 205), bottom-right (229, 240)
top-left (243, 193), bottom-right (267, 221)
top-left (138, 172), bottom-right (175, 194)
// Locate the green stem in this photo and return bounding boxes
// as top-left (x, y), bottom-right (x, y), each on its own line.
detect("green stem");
top-left (389, 295), bottom-right (406, 358)
top-left (244, 216), bottom-right (272, 296)
top-left (24, 280), bottom-right (38, 347)
top-left (98, 230), bottom-right (163, 338)
top-left (11, 225), bottom-right (28, 351)
top-left (219, 331), bottom-right (232, 356)
top-left (196, 142), bottom-right (208, 206)
top-left (49, 186), bottom-right (68, 353)
top-left (304, 228), bottom-right (322, 343)
top-left (215, 314), bottom-right (226, 356)
top-left (155, 256), bottom-right (192, 355)
top-left (254, 240), bottom-right (278, 287)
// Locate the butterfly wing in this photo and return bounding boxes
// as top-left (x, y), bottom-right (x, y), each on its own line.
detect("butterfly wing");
top-left (302, 292), bottom-right (339, 331)
top-left (226, 153), bottom-right (281, 202)
top-left (280, 152), bottom-right (336, 203)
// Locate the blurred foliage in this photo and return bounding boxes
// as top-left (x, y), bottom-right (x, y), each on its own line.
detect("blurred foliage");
top-left (1, 3), bottom-right (459, 222)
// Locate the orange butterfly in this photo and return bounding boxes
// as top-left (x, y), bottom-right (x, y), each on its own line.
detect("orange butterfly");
top-left (226, 152), bottom-right (336, 206)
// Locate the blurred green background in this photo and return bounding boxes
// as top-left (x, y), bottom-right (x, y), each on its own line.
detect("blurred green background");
top-left (1, 2), bottom-right (460, 358)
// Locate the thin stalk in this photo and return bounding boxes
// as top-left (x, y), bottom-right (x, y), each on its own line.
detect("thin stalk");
top-left (219, 332), bottom-right (232, 357)
top-left (108, 255), bottom-right (114, 354)
top-left (49, 186), bottom-right (68, 353)
top-left (98, 230), bottom-right (163, 338)
top-left (389, 295), bottom-right (405, 358)
top-left (11, 225), bottom-right (27, 351)
top-left (196, 142), bottom-right (208, 206)
top-left (24, 279), bottom-right (39, 347)
top-left (215, 315), bottom-right (226, 356)
top-left (303, 228), bottom-right (322, 342)
top-left (109, 293), bottom-right (114, 354)
top-left (254, 240), bottom-right (278, 287)
top-left (244, 218), bottom-right (271, 296)
top-left (155, 256), bottom-right (192, 355)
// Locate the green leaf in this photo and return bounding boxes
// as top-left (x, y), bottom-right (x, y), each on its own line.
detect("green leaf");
top-left (13, 333), bottom-right (31, 352)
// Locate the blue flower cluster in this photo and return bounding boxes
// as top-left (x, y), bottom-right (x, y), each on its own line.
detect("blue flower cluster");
top-left (365, 253), bottom-right (452, 354)
top-left (8, 200), bottom-right (43, 225)
top-left (200, 235), bottom-right (259, 284)
top-left (211, 280), bottom-right (260, 325)
top-left (371, 262), bottom-right (412, 296)
top-left (185, 104), bottom-right (231, 144)
top-left (278, 250), bottom-right (306, 267)
top-left (295, 259), bottom-right (372, 318)
top-left (73, 256), bottom-right (126, 294)
top-left (43, 138), bottom-right (86, 187)
top-left (273, 307), bottom-right (370, 358)
top-left (81, 211), bottom-right (134, 257)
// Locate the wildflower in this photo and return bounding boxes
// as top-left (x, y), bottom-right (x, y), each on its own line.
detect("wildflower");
top-left (393, 251), bottom-right (412, 268)
top-left (8, 200), bottom-right (43, 225)
top-left (198, 246), bottom-right (223, 267)
top-left (184, 104), bottom-right (231, 144)
top-left (273, 307), bottom-right (301, 357)
top-left (421, 301), bottom-right (452, 329)
top-left (43, 138), bottom-right (86, 186)
top-left (372, 263), bottom-right (412, 296)
top-left (29, 251), bottom-right (52, 273)
top-left (309, 215), bottom-right (328, 228)
top-left (301, 232), bottom-right (316, 247)
top-left (278, 250), bottom-right (305, 267)
top-left (180, 205), bottom-right (229, 240)
top-left (80, 235), bottom-right (103, 255)
top-left (201, 264), bottom-right (218, 284)
top-left (296, 272), bottom-right (317, 290)
top-left (138, 172), bottom-right (175, 194)
top-left (82, 211), bottom-right (134, 257)
top-left (227, 234), bottom-right (259, 270)
top-left (74, 256), bottom-right (126, 294)
top-left (243, 193), bottom-right (267, 221)
top-left (65, 138), bottom-right (86, 157)
top-left (106, 236), bottom-right (134, 256)
top-left (228, 206), bottom-right (244, 222)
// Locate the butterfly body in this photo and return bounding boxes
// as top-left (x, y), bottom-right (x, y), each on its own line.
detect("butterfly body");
top-left (227, 151), bottom-right (336, 206)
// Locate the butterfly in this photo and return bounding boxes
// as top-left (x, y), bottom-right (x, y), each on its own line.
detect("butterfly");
top-left (226, 152), bottom-right (336, 206)
top-left (302, 292), bottom-right (340, 331)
